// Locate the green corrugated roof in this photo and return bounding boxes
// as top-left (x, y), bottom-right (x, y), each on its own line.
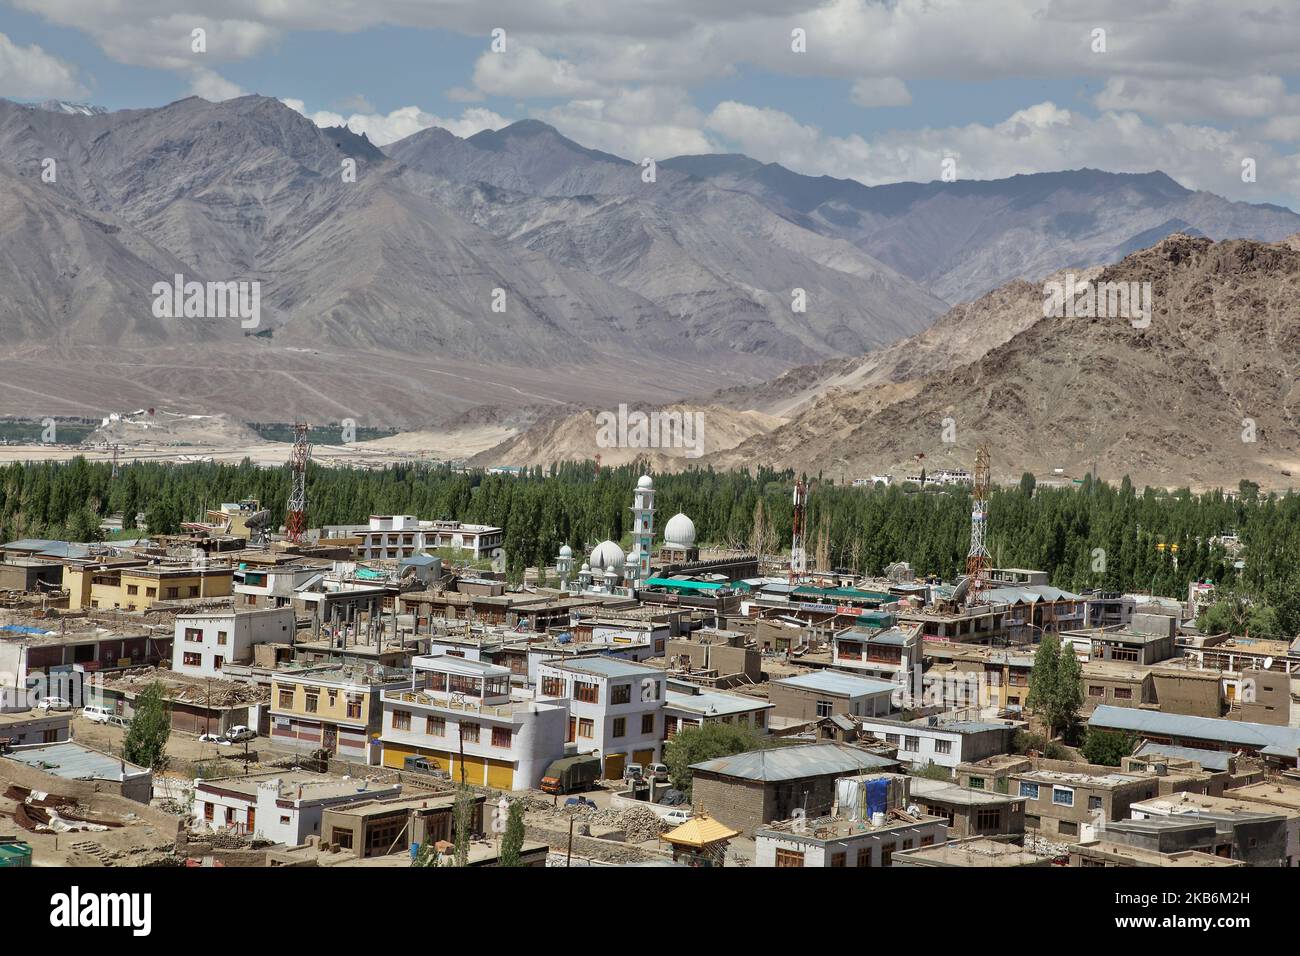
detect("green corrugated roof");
top-left (643, 577), bottom-right (724, 592)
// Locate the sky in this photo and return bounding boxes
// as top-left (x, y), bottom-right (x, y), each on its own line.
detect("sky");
top-left (1, 0), bottom-right (1299, 208)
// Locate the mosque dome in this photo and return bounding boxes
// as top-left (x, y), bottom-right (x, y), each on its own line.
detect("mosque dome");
top-left (637, 474), bottom-right (654, 490)
top-left (589, 540), bottom-right (626, 572)
top-left (559, 544), bottom-right (573, 559)
top-left (664, 513), bottom-right (696, 549)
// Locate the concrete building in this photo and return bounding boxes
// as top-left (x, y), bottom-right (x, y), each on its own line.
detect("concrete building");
top-left (0, 708), bottom-right (72, 748)
top-left (193, 770), bottom-right (401, 843)
top-left (381, 655), bottom-right (567, 790)
top-left (321, 516), bottom-right (503, 561)
top-left (754, 773), bottom-right (946, 866)
top-left (831, 622), bottom-right (921, 680)
top-left (768, 670), bottom-right (897, 726)
top-left (1130, 790), bottom-right (1296, 867)
top-left (908, 776), bottom-right (1027, 838)
top-left (173, 607), bottom-right (296, 678)
top-left (4, 741), bottom-right (152, 803)
top-left (271, 664), bottom-right (413, 763)
top-left (688, 743), bottom-right (899, 833)
top-left (536, 656), bottom-right (666, 779)
top-left (62, 562), bottom-right (233, 611)
top-left (894, 836), bottom-right (1055, 867)
top-left (855, 714), bottom-right (1015, 771)
top-left (664, 684), bottom-right (773, 739)
top-left (1063, 613), bottom-right (1178, 665)
top-left (320, 792), bottom-right (481, 860)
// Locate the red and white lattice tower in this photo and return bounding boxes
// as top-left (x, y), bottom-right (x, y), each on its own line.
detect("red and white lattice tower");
top-left (965, 446), bottom-right (991, 605)
top-left (285, 423), bottom-right (311, 544)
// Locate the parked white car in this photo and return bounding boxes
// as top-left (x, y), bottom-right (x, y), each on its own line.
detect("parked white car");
top-left (662, 807), bottom-right (694, 826)
top-left (81, 705), bottom-right (114, 723)
top-left (224, 725), bottom-right (255, 743)
top-left (37, 696), bottom-right (73, 711)
top-left (198, 732), bottom-right (226, 744)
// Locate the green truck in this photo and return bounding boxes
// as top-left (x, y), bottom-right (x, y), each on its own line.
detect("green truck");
top-left (540, 755), bottom-right (602, 795)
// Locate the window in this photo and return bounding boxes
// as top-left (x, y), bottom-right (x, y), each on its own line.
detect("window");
top-left (934, 739), bottom-right (952, 755)
top-left (184, 628), bottom-right (203, 643)
top-left (541, 675), bottom-right (565, 697)
top-left (327, 690), bottom-right (338, 706)
top-left (1088, 795), bottom-right (1103, 811)
top-left (280, 815), bottom-right (290, 825)
top-left (885, 733), bottom-right (900, 746)
top-left (774, 848), bottom-right (804, 868)
top-left (830, 852), bottom-right (846, 867)
top-left (641, 714), bottom-right (655, 735)
top-left (165, 587), bottom-right (179, 599)
top-left (203, 802), bottom-right (214, 821)
top-left (612, 717), bottom-right (626, 738)
top-left (904, 736), bottom-right (920, 752)
top-left (304, 693), bottom-right (319, 714)
top-left (146, 587), bottom-right (156, 598)
top-left (392, 710), bottom-right (411, 731)
top-left (183, 652), bottom-right (202, 667)
top-left (1114, 687), bottom-right (1132, 700)
top-left (332, 829), bottom-right (353, 849)
top-left (574, 681), bottom-right (599, 704)
top-left (610, 684), bottom-right (632, 705)
top-left (665, 716), bottom-right (679, 739)
top-left (567, 716), bottom-right (577, 743)
top-left (974, 807), bottom-right (1002, 833)
top-left (856, 848), bottom-right (872, 867)
top-left (754, 711), bottom-right (765, 728)
top-left (578, 718), bottom-right (594, 739)
top-left (278, 689), bottom-right (294, 708)
top-left (901, 838), bottom-right (914, 851)
top-left (426, 716), bottom-right (445, 736)
top-left (1088, 685), bottom-right (1104, 697)
top-left (880, 843), bottom-right (894, 866)
top-left (127, 584), bottom-right (138, 595)
top-left (1019, 782), bottom-right (1040, 799)
top-left (461, 722), bottom-right (480, 743)
top-left (815, 700), bottom-right (833, 718)
top-left (347, 698), bottom-right (362, 719)
top-left (216, 631), bottom-right (228, 645)
top-left (920, 835), bottom-right (935, 847)
top-left (188, 585), bottom-right (200, 597)
top-left (1052, 787), bottom-right (1074, 807)
top-left (968, 776), bottom-right (985, 790)
top-left (1057, 820), bottom-right (1078, 836)
top-left (214, 655), bottom-right (223, 670)
top-left (492, 727), bottom-right (512, 748)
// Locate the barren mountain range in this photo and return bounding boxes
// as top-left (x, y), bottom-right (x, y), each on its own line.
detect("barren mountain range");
top-left (486, 233), bottom-right (1300, 489)
top-left (2, 94), bottom-right (1298, 477)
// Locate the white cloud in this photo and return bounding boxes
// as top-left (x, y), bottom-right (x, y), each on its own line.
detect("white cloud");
top-left (189, 67), bottom-right (243, 102)
top-left (470, 44), bottom-right (603, 99)
top-left (281, 100), bottom-right (509, 145)
top-left (533, 87), bottom-right (716, 160)
top-left (0, 31), bottom-right (85, 99)
top-left (850, 77), bottom-right (911, 108)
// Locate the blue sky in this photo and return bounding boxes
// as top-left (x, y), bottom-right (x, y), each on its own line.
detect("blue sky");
top-left (2, 0), bottom-right (1299, 208)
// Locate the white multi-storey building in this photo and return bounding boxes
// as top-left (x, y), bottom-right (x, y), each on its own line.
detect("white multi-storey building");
top-left (380, 655), bottom-right (567, 790)
top-left (321, 516), bottom-right (503, 561)
top-left (536, 656), bottom-right (666, 780)
top-left (173, 607), bottom-right (296, 678)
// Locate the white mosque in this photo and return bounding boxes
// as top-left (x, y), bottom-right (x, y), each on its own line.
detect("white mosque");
top-left (553, 473), bottom-right (697, 593)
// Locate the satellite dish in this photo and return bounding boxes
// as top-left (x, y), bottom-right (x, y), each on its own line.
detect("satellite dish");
top-left (1263, 656), bottom-right (1274, 670)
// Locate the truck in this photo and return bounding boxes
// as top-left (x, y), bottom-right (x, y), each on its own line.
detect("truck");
top-left (403, 755), bottom-right (449, 778)
top-left (540, 755), bottom-right (602, 795)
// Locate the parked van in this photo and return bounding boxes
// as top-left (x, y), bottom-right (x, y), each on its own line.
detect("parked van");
top-left (82, 705), bottom-right (114, 724)
top-left (540, 755), bottom-right (602, 794)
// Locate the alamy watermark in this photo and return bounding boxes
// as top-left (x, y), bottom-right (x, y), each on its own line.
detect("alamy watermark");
top-left (152, 274), bottom-right (260, 328)
top-left (594, 404), bottom-right (705, 459)
top-left (1043, 273), bottom-right (1151, 328)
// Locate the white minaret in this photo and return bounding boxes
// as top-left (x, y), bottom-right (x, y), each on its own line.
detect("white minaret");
top-left (629, 474), bottom-right (656, 580)
top-left (556, 544), bottom-right (573, 590)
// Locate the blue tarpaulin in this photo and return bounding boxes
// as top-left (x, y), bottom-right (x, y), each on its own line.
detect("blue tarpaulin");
top-left (865, 778), bottom-right (889, 818)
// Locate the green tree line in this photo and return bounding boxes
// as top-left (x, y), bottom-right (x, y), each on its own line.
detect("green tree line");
top-left (2, 459), bottom-right (1298, 634)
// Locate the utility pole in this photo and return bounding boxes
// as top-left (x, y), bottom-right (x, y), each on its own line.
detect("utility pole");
top-left (566, 813), bottom-right (574, 867)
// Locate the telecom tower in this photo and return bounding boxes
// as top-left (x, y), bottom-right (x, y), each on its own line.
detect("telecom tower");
top-left (790, 478), bottom-right (808, 583)
top-left (285, 423), bottom-right (312, 544)
top-left (965, 446), bottom-right (991, 605)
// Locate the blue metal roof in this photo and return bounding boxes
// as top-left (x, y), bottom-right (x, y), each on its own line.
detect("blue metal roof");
top-left (1089, 704), bottom-right (1300, 756)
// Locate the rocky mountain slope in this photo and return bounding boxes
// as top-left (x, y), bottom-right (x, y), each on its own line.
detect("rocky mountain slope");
top-left (703, 234), bottom-right (1300, 489)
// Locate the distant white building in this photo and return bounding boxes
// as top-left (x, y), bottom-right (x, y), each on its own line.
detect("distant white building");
top-left (321, 516), bottom-right (503, 561)
top-left (173, 607), bottom-right (296, 678)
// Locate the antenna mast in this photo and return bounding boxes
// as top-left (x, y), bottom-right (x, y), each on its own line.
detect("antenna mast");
top-left (790, 478), bottom-right (808, 583)
top-left (965, 446), bottom-right (991, 606)
top-left (286, 423), bottom-right (312, 544)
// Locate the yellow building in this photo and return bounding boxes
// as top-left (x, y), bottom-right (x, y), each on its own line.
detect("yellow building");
top-left (270, 665), bottom-right (414, 764)
top-left (62, 562), bottom-right (233, 611)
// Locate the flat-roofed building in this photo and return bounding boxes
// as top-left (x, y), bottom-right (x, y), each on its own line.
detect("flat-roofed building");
top-left (381, 655), bottom-right (567, 790)
top-left (193, 770), bottom-right (401, 843)
top-left (664, 684), bottom-right (773, 740)
top-left (768, 670), bottom-right (897, 727)
top-left (894, 835), bottom-right (1055, 867)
